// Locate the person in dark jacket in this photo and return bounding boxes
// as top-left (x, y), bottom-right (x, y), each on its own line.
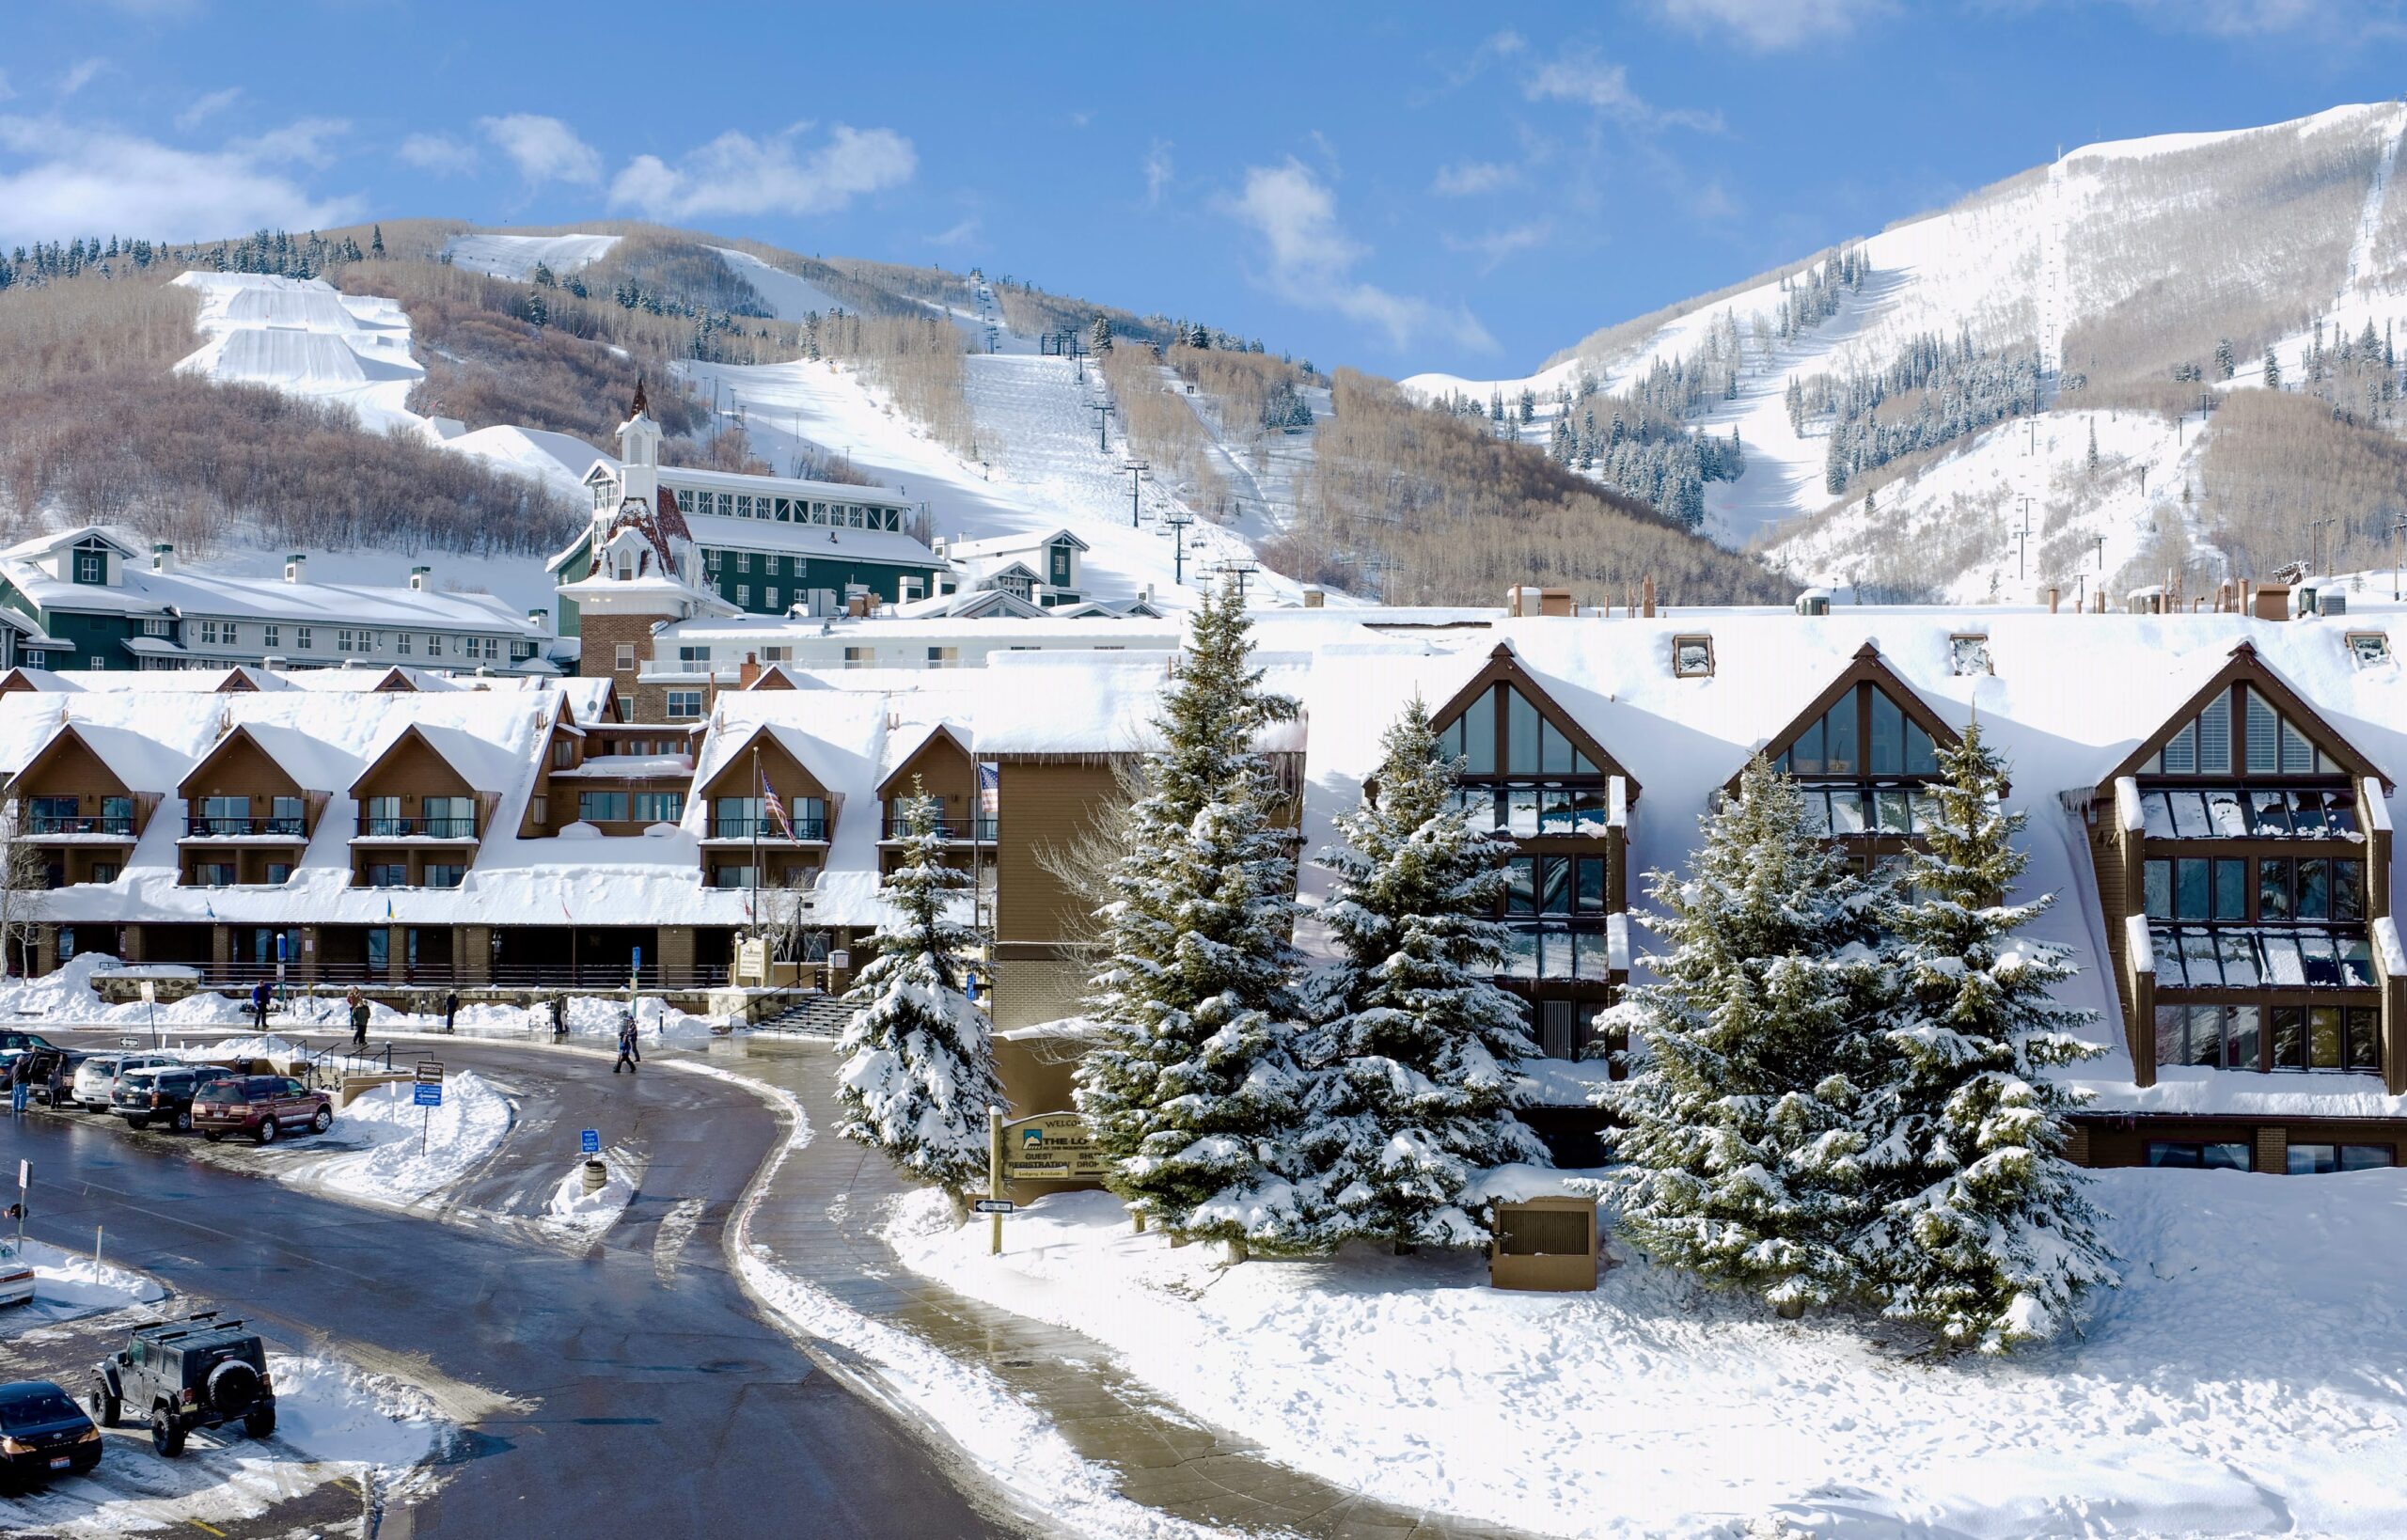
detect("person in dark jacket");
top-left (347, 987), bottom-right (369, 1048)
top-left (443, 989), bottom-right (460, 1034)
top-left (550, 994), bottom-right (569, 1041)
top-left (249, 980), bottom-right (271, 1031)
top-left (612, 1014), bottom-right (640, 1074)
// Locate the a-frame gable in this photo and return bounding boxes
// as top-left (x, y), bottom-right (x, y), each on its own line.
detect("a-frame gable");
top-left (700, 722), bottom-right (831, 800)
top-left (877, 723), bottom-right (974, 799)
top-left (1431, 643), bottom-right (1638, 793)
top-left (348, 724), bottom-right (475, 799)
top-left (1746, 642), bottom-right (1962, 788)
top-left (177, 724), bottom-right (307, 800)
top-left (8, 723), bottom-right (133, 800)
top-left (2105, 640), bottom-right (2390, 789)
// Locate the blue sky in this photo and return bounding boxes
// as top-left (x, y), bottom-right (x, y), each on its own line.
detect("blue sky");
top-left (11, 0), bottom-right (2407, 375)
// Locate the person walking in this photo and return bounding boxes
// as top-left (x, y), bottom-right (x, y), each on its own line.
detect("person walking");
top-left (347, 986), bottom-right (369, 1049)
top-left (550, 993), bottom-right (569, 1042)
top-left (249, 979), bottom-right (271, 1032)
top-left (43, 1053), bottom-right (68, 1110)
top-left (612, 1012), bottom-right (640, 1075)
top-left (442, 988), bottom-right (460, 1034)
top-left (8, 1055), bottom-right (28, 1117)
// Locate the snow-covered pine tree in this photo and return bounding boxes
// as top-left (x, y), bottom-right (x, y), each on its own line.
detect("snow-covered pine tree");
top-left (1849, 722), bottom-right (2116, 1353)
top-left (1076, 580), bottom-right (1314, 1251)
top-left (2265, 345), bottom-right (2283, 388)
top-left (1587, 756), bottom-right (1892, 1312)
top-left (1297, 699), bottom-right (1550, 1250)
top-left (834, 780), bottom-right (1002, 1195)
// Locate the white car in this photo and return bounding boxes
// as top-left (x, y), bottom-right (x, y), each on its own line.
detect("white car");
top-left (0, 1241), bottom-right (31, 1309)
top-left (70, 1054), bottom-right (178, 1112)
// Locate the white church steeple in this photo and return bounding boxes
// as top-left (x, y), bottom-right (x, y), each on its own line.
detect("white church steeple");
top-left (613, 376), bottom-right (662, 510)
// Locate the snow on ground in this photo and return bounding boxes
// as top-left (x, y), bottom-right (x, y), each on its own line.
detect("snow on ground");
top-left (715, 247), bottom-right (849, 322)
top-left (439, 232), bottom-right (620, 281)
top-left (8, 1239), bottom-right (168, 1326)
top-left (294, 1069), bottom-right (511, 1210)
top-left (172, 272), bottom-right (426, 435)
top-left (540, 1151), bottom-right (636, 1240)
top-left (892, 1171), bottom-right (2407, 1539)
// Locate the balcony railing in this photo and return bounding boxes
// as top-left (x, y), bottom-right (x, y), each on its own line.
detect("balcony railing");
top-left (356, 814), bottom-right (478, 839)
top-left (711, 816), bottom-right (828, 841)
top-left (883, 815), bottom-right (998, 841)
top-left (27, 814), bottom-right (135, 837)
top-left (184, 816), bottom-right (307, 839)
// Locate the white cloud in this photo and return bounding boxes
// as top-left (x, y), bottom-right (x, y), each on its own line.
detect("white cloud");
top-left (607, 123), bottom-right (913, 220)
top-left (1142, 139), bottom-right (1173, 205)
top-left (928, 215), bottom-right (981, 248)
top-left (0, 72), bottom-right (13, 104)
top-left (174, 86), bottom-right (241, 132)
top-left (1431, 159), bottom-right (1518, 196)
top-left (1442, 220), bottom-right (1553, 272)
top-left (228, 117), bottom-right (346, 169)
top-left (1525, 50), bottom-right (1724, 133)
top-left (0, 116), bottom-right (362, 244)
top-left (1650, 0), bottom-right (1892, 50)
top-left (58, 59), bottom-right (107, 99)
top-left (1221, 158), bottom-right (1493, 353)
top-left (397, 132), bottom-right (479, 177)
top-left (477, 113), bottom-right (601, 185)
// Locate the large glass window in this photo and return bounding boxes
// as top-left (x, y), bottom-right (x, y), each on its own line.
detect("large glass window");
top-left (578, 792), bottom-right (629, 824)
top-left (1435, 684), bottom-right (1597, 778)
top-left (2145, 1140), bottom-right (2251, 1170)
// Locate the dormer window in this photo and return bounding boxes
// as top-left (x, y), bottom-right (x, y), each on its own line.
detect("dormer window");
top-left (1948, 635), bottom-right (1991, 676)
top-left (2347, 632), bottom-right (2393, 669)
top-left (71, 539), bottom-right (111, 586)
top-left (1672, 635), bottom-right (1713, 679)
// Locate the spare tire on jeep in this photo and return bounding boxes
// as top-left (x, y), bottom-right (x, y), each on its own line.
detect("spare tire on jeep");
top-left (206, 1358), bottom-right (260, 1416)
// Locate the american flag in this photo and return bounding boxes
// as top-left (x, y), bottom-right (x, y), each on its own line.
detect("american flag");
top-left (761, 768), bottom-right (795, 841)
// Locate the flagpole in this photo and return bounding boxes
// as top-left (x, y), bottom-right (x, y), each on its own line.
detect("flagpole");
top-left (750, 744), bottom-right (761, 936)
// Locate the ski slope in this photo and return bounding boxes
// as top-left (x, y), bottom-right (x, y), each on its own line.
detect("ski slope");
top-left (173, 271), bottom-right (426, 434)
top-left (714, 247), bottom-right (849, 321)
top-left (440, 232), bottom-right (621, 280)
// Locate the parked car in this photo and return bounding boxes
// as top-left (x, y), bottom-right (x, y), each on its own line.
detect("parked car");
top-left (191, 1076), bottom-right (331, 1145)
top-left (0, 1030), bottom-right (55, 1070)
top-left (0, 1381), bottom-right (101, 1486)
top-left (109, 1065), bottom-right (237, 1134)
top-left (18, 1045), bottom-right (82, 1107)
top-left (87, 1312), bottom-right (274, 1456)
top-left (70, 1053), bottom-right (178, 1111)
top-left (0, 1241), bottom-right (32, 1309)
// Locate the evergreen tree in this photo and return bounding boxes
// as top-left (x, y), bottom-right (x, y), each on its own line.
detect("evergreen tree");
top-left (532, 261), bottom-right (557, 288)
top-left (524, 289), bottom-right (548, 329)
top-left (1090, 315), bottom-right (1114, 355)
top-left (1297, 699), bottom-right (1549, 1250)
top-left (2264, 345), bottom-right (2282, 389)
top-left (834, 782), bottom-right (1002, 1193)
top-left (2085, 418), bottom-right (2099, 474)
top-left (1076, 580), bottom-right (1313, 1250)
top-left (1588, 757), bottom-right (1894, 1312)
top-left (370, 224), bottom-right (385, 258)
top-left (1849, 723), bottom-right (2116, 1353)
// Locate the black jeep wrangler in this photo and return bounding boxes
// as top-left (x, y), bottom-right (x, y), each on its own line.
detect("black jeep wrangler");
top-left (87, 1312), bottom-right (275, 1456)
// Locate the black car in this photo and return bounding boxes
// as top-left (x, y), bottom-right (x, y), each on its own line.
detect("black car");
top-left (0, 1380), bottom-right (101, 1486)
top-left (90, 1312), bottom-right (275, 1456)
top-left (110, 1065), bottom-right (237, 1133)
top-left (16, 1045), bottom-right (82, 1108)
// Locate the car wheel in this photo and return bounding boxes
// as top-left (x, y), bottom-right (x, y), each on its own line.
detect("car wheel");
top-left (150, 1409), bottom-right (184, 1458)
top-left (310, 1107), bottom-right (332, 1135)
top-left (244, 1404), bottom-right (275, 1439)
top-left (87, 1383), bottom-right (118, 1429)
top-left (173, 1108), bottom-right (193, 1134)
top-left (255, 1117), bottom-right (278, 1146)
top-left (201, 1131), bottom-right (222, 1144)
top-left (122, 1117), bottom-right (147, 1132)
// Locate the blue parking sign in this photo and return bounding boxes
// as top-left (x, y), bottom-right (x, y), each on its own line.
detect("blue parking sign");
top-left (413, 1082), bottom-right (443, 1108)
top-left (580, 1128), bottom-right (601, 1155)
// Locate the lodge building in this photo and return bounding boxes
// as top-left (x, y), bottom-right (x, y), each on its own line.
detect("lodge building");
top-left (5, 596), bottom-right (2407, 1174)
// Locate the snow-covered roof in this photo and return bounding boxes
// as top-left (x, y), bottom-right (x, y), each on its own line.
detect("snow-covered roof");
top-left (945, 527), bottom-right (1089, 559)
top-left (0, 547), bottom-right (541, 634)
top-left (678, 511), bottom-right (938, 569)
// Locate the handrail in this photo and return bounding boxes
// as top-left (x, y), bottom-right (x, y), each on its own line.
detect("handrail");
top-left (27, 814), bottom-right (135, 836)
top-left (354, 815), bottom-right (477, 838)
top-left (183, 816), bottom-right (307, 838)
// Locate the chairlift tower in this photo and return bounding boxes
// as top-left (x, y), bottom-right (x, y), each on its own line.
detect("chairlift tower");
top-left (1121, 461), bottom-right (1150, 527)
top-left (1162, 511), bottom-right (1194, 586)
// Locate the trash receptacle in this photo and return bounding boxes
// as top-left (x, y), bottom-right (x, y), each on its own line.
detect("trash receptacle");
top-left (582, 1159), bottom-right (608, 1196)
top-left (1490, 1196), bottom-right (1599, 1292)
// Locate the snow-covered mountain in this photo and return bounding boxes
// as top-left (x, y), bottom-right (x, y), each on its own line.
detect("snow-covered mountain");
top-left (1406, 102), bottom-right (2407, 603)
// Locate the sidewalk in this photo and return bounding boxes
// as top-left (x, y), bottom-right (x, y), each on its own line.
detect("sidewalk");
top-left (716, 1035), bottom-right (1534, 1540)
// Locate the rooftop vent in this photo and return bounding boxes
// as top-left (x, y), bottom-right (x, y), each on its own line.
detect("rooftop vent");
top-left (1795, 589), bottom-right (1833, 617)
top-left (150, 542), bottom-right (175, 574)
top-left (283, 554), bottom-right (306, 585)
top-left (409, 566), bottom-right (431, 591)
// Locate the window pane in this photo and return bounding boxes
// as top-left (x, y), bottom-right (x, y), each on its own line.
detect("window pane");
top-left (2325, 789), bottom-right (2359, 835)
top-left (2204, 790), bottom-right (2247, 837)
top-left (1540, 717), bottom-right (1574, 775)
top-left (2151, 927), bottom-right (2187, 983)
top-left (2204, 1143), bottom-right (2250, 1171)
top-left (2263, 933), bottom-right (2306, 986)
top-left (2154, 1006), bottom-right (2187, 1067)
top-left (2288, 790), bottom-right (2327, 837)
top-left (2212, 859), bottom-right (2247, 920)
top-left (2141, 792), bottom-right (2176, 838)
top-left (2145, 1139), bottom-right (2201, 1167)
top-left (2161, 721), bottom-right (2196, 775)
top-left (2226, 1005), bottom-right (2261, 1071)
top-left (2273, 1007), bottom-right (2305, 1069)
top-left (2334, 861), bottom-right (2364, 922)
top-left (1824, 694), bottom-right (1858, 775)
top-left (2336, 933), bottom-right (2374, 988)
top-left (2341, 1144), bottom-right (2395, 1171)
top-left (1506, 688), bottom-right (1540, 773)
top-left (1506, 927), bottom-right (1539, 980)
top-left (2197, 691), bottom-right (2233, 773)
top-left (2144, 861), bottom-right (2172, 919)
top-left (2288, 1142), bottom-right (2339, 1174)
top-left (2280, 720), bottom-right (2314, 775)
top-left (1787, 717), bottom-right (1822, 776)
top-left (2346, 1009), bottom-right (2381, 1072)
top-left (1905, 722), bottom-right (1938, 776)
top-left (1875, 790), bottom-right (1911, 833)
top-left (1868, 691), bottom-right (1904, 775)
top-left (1509, 787), bottom-right (1540, 837)
top-left (1537, 790), bottom-right (1573, 834)
top-left (1506, 857), bottom-right (1535, 915)
top-left (2245, 688), bottom-right (2278, 773)
top-left (2258, 859), bottom-right (2291, 920)
top-left (2186, 1006), bottom-right (2222, 1068)
top-left (1539, 856), bottom-right (1571, 915)
top-left (1465, 690), bottom-right (1497, 775)
top-left (1827, 790), bottom-right (1864, 835)
top-left (2214, 929), bottom-right (2258, 988)
top-left (2299, 934), bottom-right (2341, 989)
top-left (2176, 858), bottom-right (2210, 919)
top-left (2247, 788), bottom-right (2290, 835)
top-left (1573, 788), bottom-right (1607, 833)
top-left (2169, 793), bottom-right (2210, 838)
top-left (2309, 1006), bottom-right (2343, 1067)
top-left (1576, 857), bottom-right (1606, 914)
top-left (2179, 928), bottom-right (2222, 985)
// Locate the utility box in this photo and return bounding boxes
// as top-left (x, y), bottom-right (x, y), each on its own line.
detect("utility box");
top-left (1489, 1196), bottom-right (1599, 1292)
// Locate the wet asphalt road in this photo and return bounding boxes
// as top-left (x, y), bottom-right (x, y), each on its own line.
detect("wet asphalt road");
top-left (0, 1031), bottom-right (1009, 1539)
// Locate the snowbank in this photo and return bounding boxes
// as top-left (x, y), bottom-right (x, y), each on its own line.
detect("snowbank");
top-left (264, 1351), bottom-right (447, 1470)
top-left (0, 954), bottom-right (251, 1029)
top-left (541, 1154), bottom-right (635, 1240)
top-left (892, 1171), bottom-right (2407, 1538)
top-left (9, 1238), bottom-right (167, 1326)
top-left (296, 1070), bottom-right (511, 1210)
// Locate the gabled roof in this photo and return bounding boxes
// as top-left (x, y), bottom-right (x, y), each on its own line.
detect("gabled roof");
top-left (1752, 641), bottom-right (1964, 778)
top-left (877, 722), bottom-right (973, 795)
top-left (8, 721), bottom-right (138, 796)
top-left (695, 719), bottom-right (843, 796)
top-left (1, 525), bottom-right (139, 562)
top-left (947, 527), bottom-right (1090, 558)
top-left (348, 721), bottom-right (518, 796)
top-left (1430, 642), bottom-right (1639, 792)
top-left (178, 721), bottom-right (350, 795)
top-left (2101, 639), bottom-right (2393, 790)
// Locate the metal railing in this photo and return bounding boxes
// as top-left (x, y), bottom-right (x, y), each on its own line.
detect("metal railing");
top-left (355, 814), bottom-right (477, 838)
top-left (150, 961), bottom-right (733, 991)
top-left (28, 814), bottom-right (135, 836)
top-left (883, 815), bottom-right (998, 841)
top-left (710, 816), bottom-right (827, 841)
top-left (183, 816), bottom-right (307, 839)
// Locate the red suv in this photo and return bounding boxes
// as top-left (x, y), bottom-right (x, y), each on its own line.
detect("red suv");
top-left (191, 1076), bottom-right (332, 1145)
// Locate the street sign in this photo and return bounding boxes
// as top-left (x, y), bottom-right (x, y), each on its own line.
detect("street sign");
top-left (414, 1061), bottom-right (444, 1084)
top-left (972, 1199), bottom-right (1015, 1215)
top-left (16, 1160), bottom-right (26, 1190)
top-left (413, 1082), bottom-right (443, 1108)
top-left (579, 1128), bottom-right (600, 1155)
top-left (137, 981), bottom-right (154, 1005)
top-left (1001, 1112), bottom-right (1108, 1181)
top-left (826, 950), bottom-right (850, 973)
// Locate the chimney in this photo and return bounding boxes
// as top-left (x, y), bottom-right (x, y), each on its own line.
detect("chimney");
top-left (410, 565), bottom-right (430, 591)
top-left (1642, 574), bottom-right (1657, 619)
top-left (740, 651), bottom-right (762, 689)
top-left (284, 554), bottom-right (306, 584)
top-left (2048, 587), bottom-right (2059, 614)
top-left (527, 606), bottom-right (548, 634)
top-left (151, 542), bottom-right (175, 574)
top-left (1300, 584), bottom-right (1325, 609)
